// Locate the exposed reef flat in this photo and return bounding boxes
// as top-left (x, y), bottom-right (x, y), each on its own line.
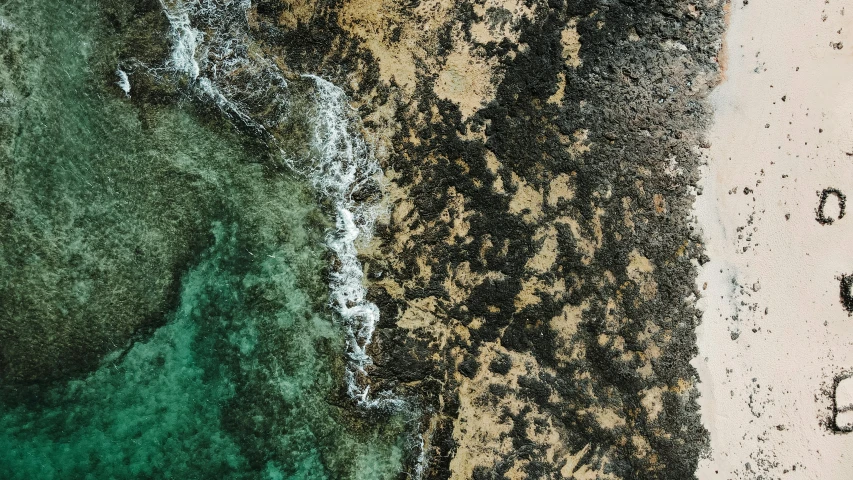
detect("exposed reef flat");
top-left (240, 0), bottom-right (725, 477)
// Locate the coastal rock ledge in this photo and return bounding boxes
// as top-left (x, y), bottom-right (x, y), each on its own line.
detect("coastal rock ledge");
top-left (247, 0), bottom-right (725, 478)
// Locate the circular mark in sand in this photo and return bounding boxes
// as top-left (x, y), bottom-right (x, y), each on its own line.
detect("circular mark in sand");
top-left (816, 188), bottom-right (846, 225)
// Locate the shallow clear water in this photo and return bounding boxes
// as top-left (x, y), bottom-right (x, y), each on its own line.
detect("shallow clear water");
top-left (0, 0), bottom-right (411, 478)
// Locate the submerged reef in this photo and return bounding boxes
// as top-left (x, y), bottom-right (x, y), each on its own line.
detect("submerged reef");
top-left (0, 1), bottom-right (414, 478)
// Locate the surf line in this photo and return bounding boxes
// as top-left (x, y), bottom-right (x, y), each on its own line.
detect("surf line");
top-left (156, 0), bottom-right (400, 409)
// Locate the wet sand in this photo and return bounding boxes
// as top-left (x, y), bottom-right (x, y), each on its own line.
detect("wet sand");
top-left (695, 0), bottom-right (853, 477)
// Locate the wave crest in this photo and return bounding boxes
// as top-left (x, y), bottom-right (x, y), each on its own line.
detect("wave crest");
top-left (157, 0), bottom-right (398, 409)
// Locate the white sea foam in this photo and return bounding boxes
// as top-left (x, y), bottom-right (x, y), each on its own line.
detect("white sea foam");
top-left (0, 16), bottom-right (14, 32)
top-left (157, 0), bottom-right (403, 410)
top-left (412, 432), bottom-right (429, 479)
top-left (116, 68), bottom-right (131, 96)
top-left (160, 4), bottom-right (201, 79)
top-left (302, 75), bottom-right (389, 403)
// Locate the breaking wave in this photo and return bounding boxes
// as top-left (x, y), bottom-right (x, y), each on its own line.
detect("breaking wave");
top-left (156, 0), bottom-right (399, 410)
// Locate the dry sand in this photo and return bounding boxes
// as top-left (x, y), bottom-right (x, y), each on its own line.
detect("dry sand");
top-left (694, 0), bottom-right (853, 477)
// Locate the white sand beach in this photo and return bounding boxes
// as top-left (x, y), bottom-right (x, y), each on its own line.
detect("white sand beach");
top-left (695, 0), bottom-right (853, 477)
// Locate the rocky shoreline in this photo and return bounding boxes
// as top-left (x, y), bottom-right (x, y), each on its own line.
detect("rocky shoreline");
top-left (240, 0), bottom-right (726, 477)
top-left (1, 0), bottom-right (727, 477)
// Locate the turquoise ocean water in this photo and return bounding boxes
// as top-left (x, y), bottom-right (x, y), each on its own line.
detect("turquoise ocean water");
top-left (0, 0), bottom-right (413, 478)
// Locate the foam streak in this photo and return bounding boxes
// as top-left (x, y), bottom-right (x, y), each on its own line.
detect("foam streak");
top-left (157, 0), bottom-right (398, 409)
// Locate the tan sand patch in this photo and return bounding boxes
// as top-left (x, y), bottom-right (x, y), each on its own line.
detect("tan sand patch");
top-left (547, 71), bottom-right (567, 104)
top-left (551, 301), bottom-right (586, 345)
top-left (621, 197), bottom-right (636, 232)
top-left (555, 210), bottom-right (604, 265)
top-left (509, 172), bottom-right (544, 223)
top-left (470, 0), bottom-right (537, 45)
top-left (640, 386), bottom-right (664, 421)
top-left (515, 276), bottom-right (566, 311)
top-left (484, 149), bottom-right (501, 174)
top-left (449, 346), bottom-right (520, 479)
top-left (525, 225), bottom-right (559, 273)
top-left (397, 296), bottom-right (442, 331)
top-left (338, 0), bottom-right (454, 95)
top-left (360, 94), bottom-right (400, 163)
top-left (514, 276), bottom-right (542, 310)
top-left (338, 0), bottom-right (418, 92)
top-left (632, 435), bottom-right (651, 459)
top-left (275, 0), bottom-right (316, 29)
top-left (434, 43), bottom-right (498, 120)
top-left (627, 249), bottom-right (658, 300)
top-left (450, 344), bottom-right (570, 479)
top-left (653, 193), bottom-right (667, 214)
top-left (444, 261), bottom-right (505, 305)
top-left (561, 18), bottom-right (582, 68)
top-left (440, 186), bottom-right (473, 244)
top-left (572, 461), bottom-right (620, 480)
top-left (547, 172), bottom-right (576, 207)
top-left (583, 405), bottom-right (626, 430)
top-left (560, 444), bottom-right (591, 477)
top-left (627, 27), bottom-right (640, 42)
top-left (561, 128), bottom-right (591, 157)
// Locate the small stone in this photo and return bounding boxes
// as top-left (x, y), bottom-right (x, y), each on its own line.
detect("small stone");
top-left (488, 354), bottom-right (512, 375)
top-left (457, 355), bottom-right (479, 379)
